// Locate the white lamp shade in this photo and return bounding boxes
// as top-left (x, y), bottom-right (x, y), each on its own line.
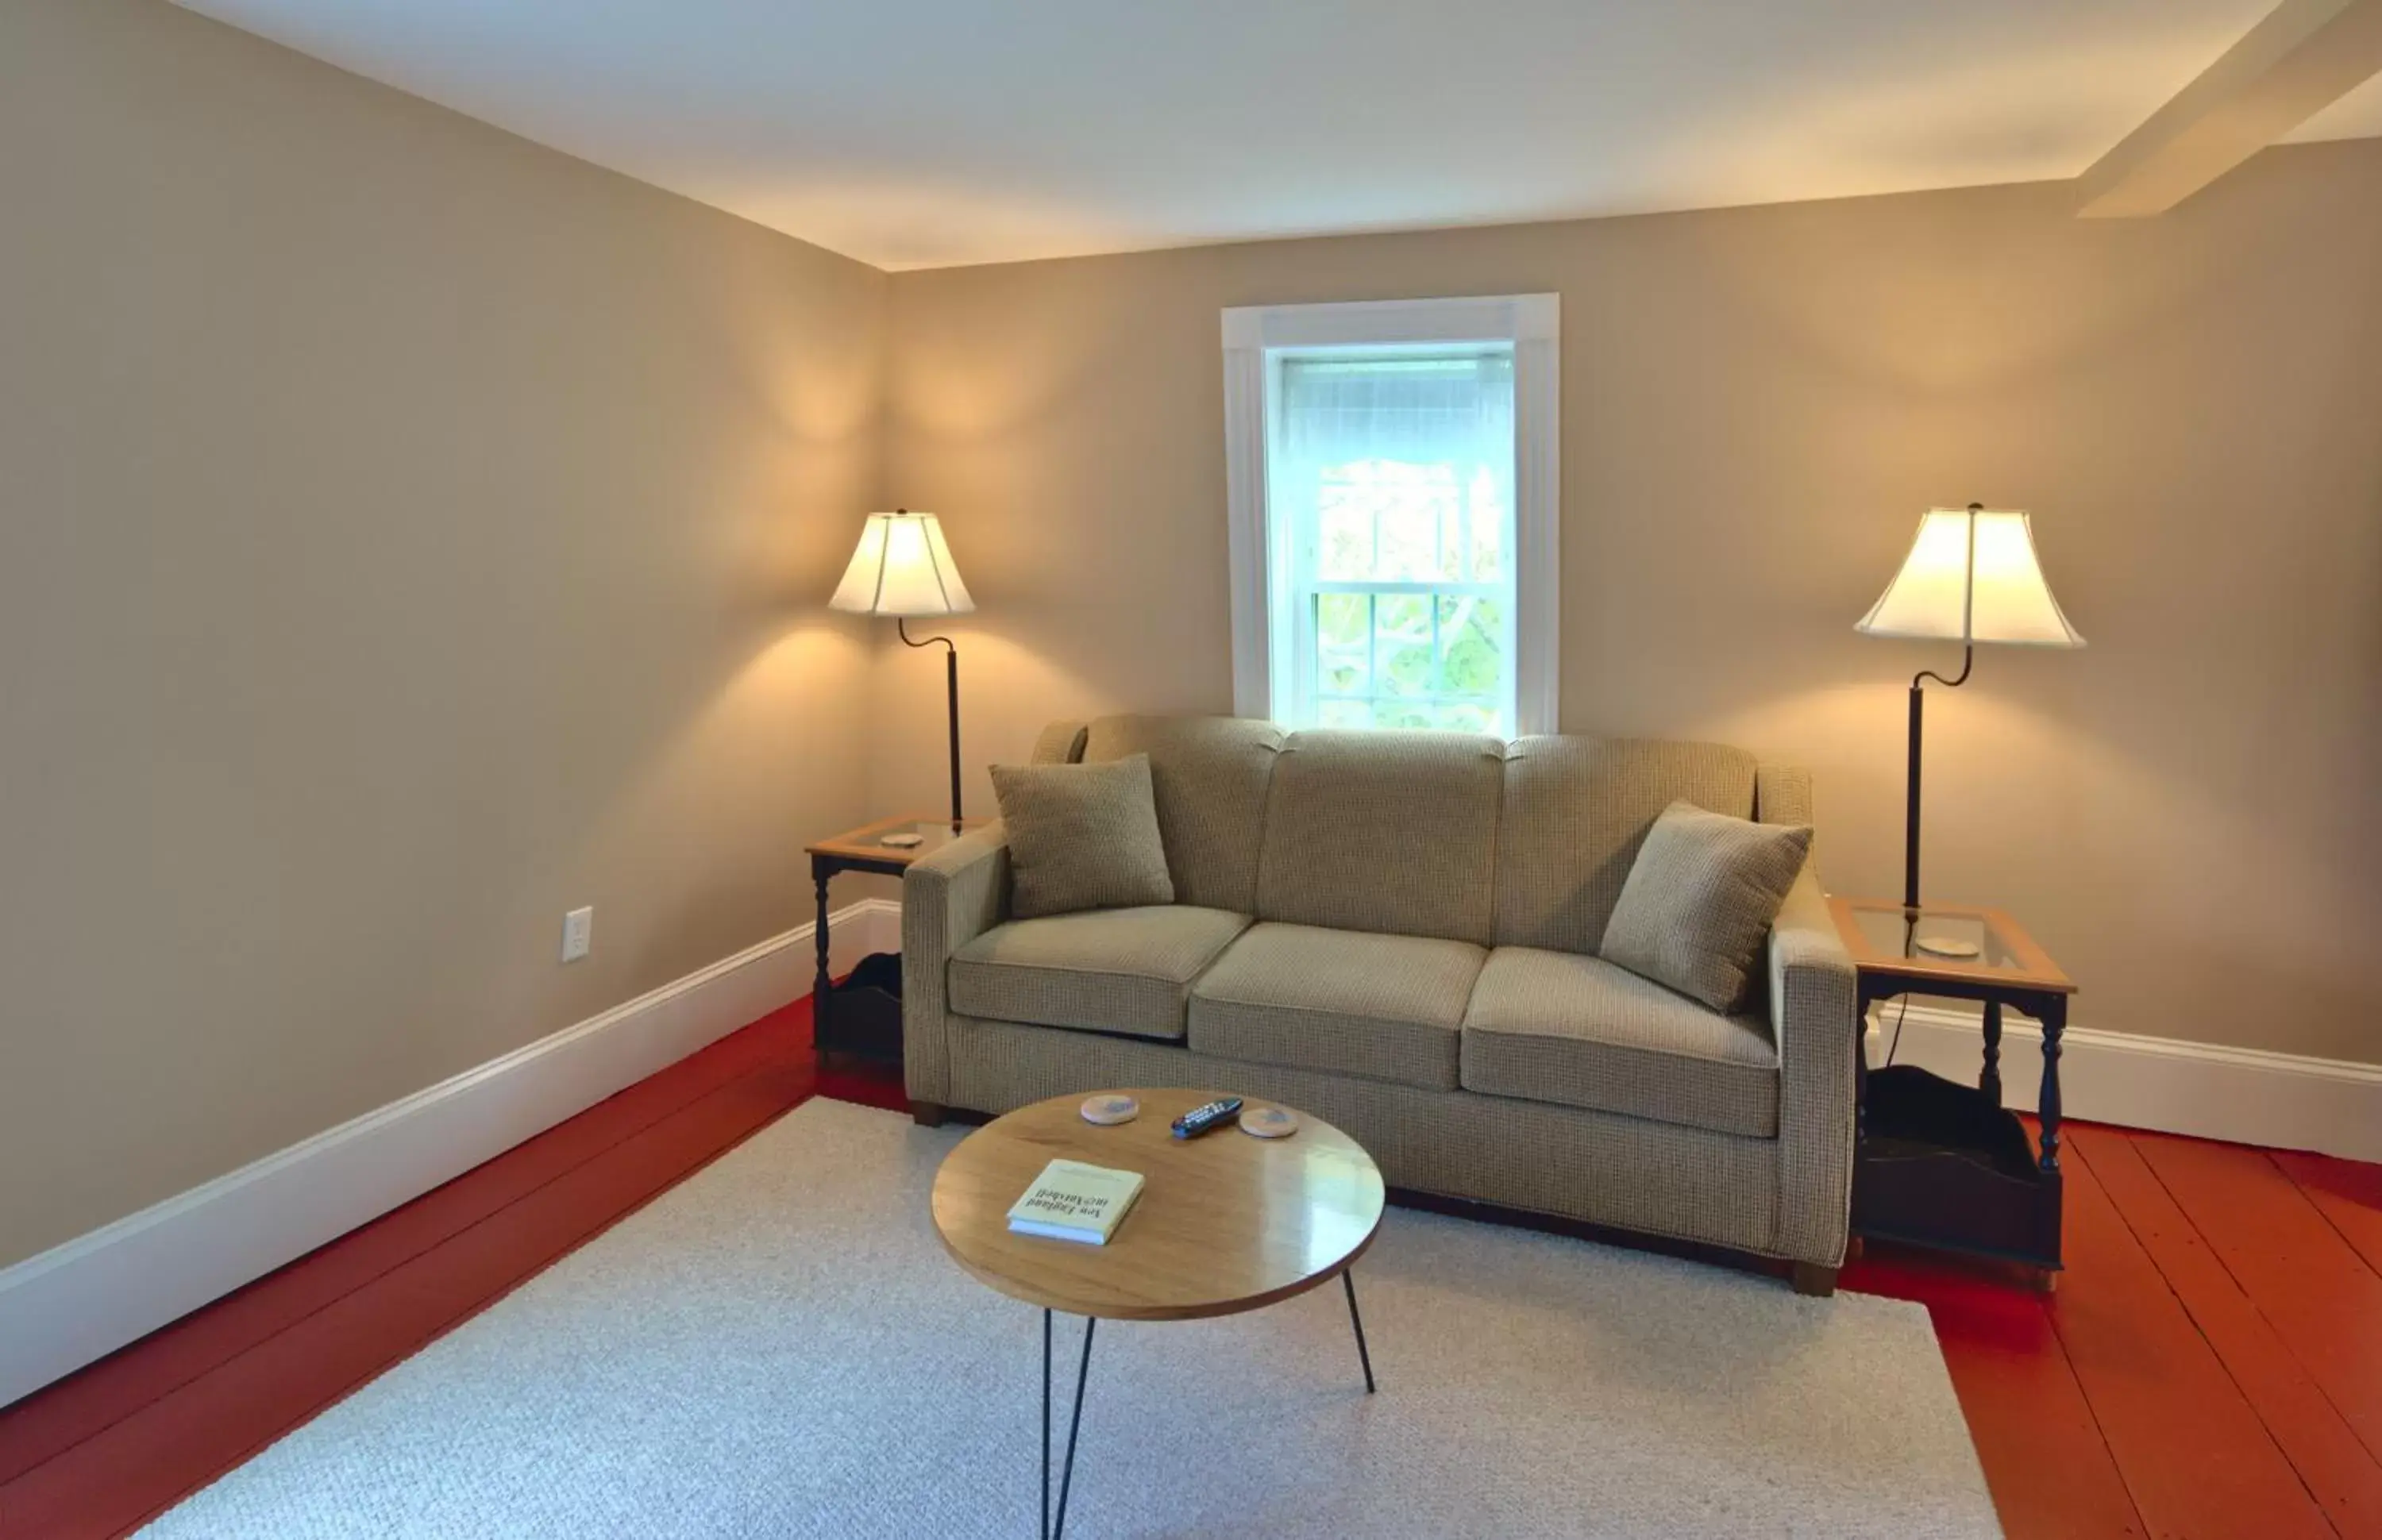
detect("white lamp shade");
top-left (828, 510), bottom-right (974, 618)
top-left (1856, 507), bottom-right (2083, 648)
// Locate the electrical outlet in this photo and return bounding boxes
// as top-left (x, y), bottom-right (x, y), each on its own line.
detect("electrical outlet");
top-left (561, 906), bottom-right (593, 962)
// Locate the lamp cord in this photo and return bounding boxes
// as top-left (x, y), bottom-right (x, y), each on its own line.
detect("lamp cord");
top-left (1882, 911), bottom-right (1925, 1068)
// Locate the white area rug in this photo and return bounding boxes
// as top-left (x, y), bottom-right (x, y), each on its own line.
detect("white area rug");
top-left (143, 1099), bottom-right (2000, 1538)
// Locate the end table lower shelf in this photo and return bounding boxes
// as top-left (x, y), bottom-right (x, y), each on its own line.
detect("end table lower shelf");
top-left (816, 951), bottom-right (905, 1063)
top-left (1853, 1065), bottom-right (2063, 1272)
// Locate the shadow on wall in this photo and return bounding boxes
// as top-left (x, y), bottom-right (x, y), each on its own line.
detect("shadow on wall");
top-left (567, 622), bottom-right (876, 1002)
top-left (862, 623), bottom-right (1131, 818)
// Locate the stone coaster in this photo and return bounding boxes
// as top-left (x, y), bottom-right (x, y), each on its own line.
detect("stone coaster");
top-left (1239, 1105), bottom-right (1299, 1138)
top-left (1079, 1093), bottom-right (1140, 1126)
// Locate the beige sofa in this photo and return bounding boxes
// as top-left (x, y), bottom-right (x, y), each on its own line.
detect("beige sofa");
top-left (901, 715), bottom-right (1860, 1292)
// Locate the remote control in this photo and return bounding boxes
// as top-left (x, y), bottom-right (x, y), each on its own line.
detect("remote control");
top-left (1170, 1096), bottom-right (1243, 1139)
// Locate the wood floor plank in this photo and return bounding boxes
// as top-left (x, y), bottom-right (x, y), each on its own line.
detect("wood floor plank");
top-left (0, 999), bottom-right (811, 1486)
top-left (2271, 1149), bottom-right (2382, 1280)
top-left (0, 1058), bottom-right (814, 1539)
top-left (2045, 1134), bottom-right (2334, 1540)
top-left (2133, 1132), bottom-right (2382, 1465)
top-left (2073, 1126), bottom-right (2382, 1535)
top-left (1848, 1247), bottom-right (2144, 1540)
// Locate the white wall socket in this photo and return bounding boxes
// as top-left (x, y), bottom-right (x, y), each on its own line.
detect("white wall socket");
top-left (561, 906), bottom-right (593, 962)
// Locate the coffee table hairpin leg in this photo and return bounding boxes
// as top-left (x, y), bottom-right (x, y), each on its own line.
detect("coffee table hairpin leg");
top-left (1029, 1276), bottom-right (1382, 1540)
top-left (1042, 1310), bottom-right (1096, 1540)
top-left (1343, 1269), bottom-right (1377, 1395)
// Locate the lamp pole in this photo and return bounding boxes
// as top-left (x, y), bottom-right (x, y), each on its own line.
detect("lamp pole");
top-left (899, 618), bottom-right (963, 830)
top-left (1903, 645), bottom-right (1972, 913)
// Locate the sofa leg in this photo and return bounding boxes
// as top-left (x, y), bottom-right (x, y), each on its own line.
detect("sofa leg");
top-left (909, 1099), bottom-right (949, 1128)
top-left (1791, 1262), bottom-right (1839, 1298)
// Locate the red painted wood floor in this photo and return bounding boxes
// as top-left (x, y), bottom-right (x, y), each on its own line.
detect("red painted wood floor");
top-left (2, 1000), bottom-right (2376, 1538)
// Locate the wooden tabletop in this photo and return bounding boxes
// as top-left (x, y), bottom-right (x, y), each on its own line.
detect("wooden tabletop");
top-left (804, 813), bottom-right (992, 866)
top-left (930, 1088), bottom-right (1386, 1322)
top-left (1828, 895), bottom-right (2076, 995)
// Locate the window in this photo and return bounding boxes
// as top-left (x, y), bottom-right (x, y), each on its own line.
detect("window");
top-left (1222, 296), bottom-right (1559, 737)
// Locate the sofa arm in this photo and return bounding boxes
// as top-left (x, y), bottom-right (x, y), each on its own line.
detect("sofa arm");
top-left (1031, 720), bottom-right (1089, 764)
top-left (900, 822), bottom-right (1012, 1105)
top-left (1768, 865), bottom-right (1860, 1267)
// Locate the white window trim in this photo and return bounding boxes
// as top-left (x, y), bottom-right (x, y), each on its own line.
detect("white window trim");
top-left (1221, 294), bottom-right (1560, 737)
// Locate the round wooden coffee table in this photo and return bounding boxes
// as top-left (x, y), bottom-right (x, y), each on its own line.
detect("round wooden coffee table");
top-left (931, 1088), bottom-right (1386, 1540)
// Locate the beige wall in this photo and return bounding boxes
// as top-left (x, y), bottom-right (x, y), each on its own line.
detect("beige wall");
top-left (0, 0), bottom-right (887, 1267)
top-left (881, 139), bottom-right (2382, 1067)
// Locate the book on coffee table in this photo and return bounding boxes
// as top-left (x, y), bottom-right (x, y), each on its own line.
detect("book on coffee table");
top-left (1006, 1158), bottom-right (1146, 1245)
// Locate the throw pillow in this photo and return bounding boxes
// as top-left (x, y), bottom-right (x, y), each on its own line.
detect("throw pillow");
top-left (1601, 800), bottom-right (1813, 1012)
top-left (990, 754), bottom-right (1176, 919)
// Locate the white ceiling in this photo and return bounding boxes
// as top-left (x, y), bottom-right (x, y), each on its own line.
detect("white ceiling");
top-left (177, 1), bottom-right (2382, 271)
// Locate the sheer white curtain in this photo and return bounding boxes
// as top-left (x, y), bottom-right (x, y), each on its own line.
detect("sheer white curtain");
top-left (1268, 351), bottom-right (1517, 733)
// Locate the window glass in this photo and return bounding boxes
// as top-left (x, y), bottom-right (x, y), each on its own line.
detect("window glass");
top-left (1268, 351), bottom-right (1517, 733)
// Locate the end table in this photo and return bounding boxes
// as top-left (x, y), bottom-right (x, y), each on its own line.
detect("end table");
top-left (1829, 897), bottom-right (2076, 1288)
top-left (805, 814), bottom-right (988, 1065)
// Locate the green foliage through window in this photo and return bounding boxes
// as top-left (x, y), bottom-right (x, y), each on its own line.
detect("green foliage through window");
top-left (1314, 591), bottom-right (1505, 733)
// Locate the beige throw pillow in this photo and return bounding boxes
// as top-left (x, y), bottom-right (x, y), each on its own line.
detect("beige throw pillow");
top-left (1601, 801), bottom-right (1813, 1012)
top-left (989, 754), bottom-right (1176, 919)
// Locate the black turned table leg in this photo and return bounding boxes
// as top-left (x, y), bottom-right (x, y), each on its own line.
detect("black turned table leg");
top-left (811, 864), bottom-right (833, 1057)
top-left (2037, 995), bottom-right (2066, 1174)
top-left (1980, 1000), bottom-right (2004, 1105)
top-left (1343, 1269), bottom-right (1377, 1394)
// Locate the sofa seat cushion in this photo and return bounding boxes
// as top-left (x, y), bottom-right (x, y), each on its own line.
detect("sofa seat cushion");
top-left (1460, 947), bottom-right (1779, 1137)
top-left (1188, 922), bottom-right (1485, 1091)
top-left (949, 906), bottom-right (1251, 1040)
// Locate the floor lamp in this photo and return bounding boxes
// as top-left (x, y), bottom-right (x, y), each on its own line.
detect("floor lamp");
top-left (830, 510), bottom-right (974, 830)
top-left (1856, 503), bottom-right (2085, 924)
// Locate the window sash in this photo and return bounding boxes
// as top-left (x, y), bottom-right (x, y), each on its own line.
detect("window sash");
top-left (1309, 579), bottom-right (1500, 595)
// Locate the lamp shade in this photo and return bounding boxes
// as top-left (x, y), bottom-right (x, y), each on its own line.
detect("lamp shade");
top-left (1856, 506), bottom-right (2084, 648)
top-left (828, 510), bottom-right (974, 618)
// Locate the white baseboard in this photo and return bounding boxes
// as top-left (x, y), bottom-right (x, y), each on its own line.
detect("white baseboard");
top-left (1865, 1001), bottom-right (2382, 1164)
top-left (0, 897), bottom-right (901, 1411)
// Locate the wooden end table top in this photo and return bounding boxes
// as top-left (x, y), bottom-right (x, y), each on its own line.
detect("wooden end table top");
top-left (930, 1088), bottom-right (1386, 1322)
top-left (805, 813), bottom-right (992, 870)
top-left (1827, 896), bottom-right (2075, 995)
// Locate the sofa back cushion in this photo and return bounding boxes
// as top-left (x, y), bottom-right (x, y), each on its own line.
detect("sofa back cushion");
top-left (1495, 737), bottom-right (1759, 955)
top-left (1255, 731), bottom-right (1505, 945)
top-left (1080, 714), bottom-right (1283, 914)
